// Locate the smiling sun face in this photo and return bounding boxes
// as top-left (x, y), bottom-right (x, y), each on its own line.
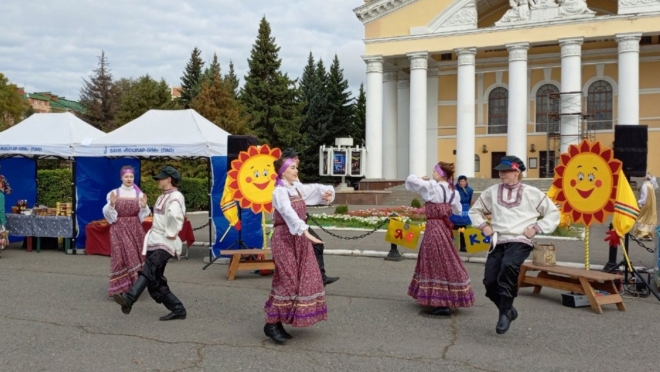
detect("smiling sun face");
top-left (551, 140), bottom-right (622, 226)
top-left (227, 145), bottom-right (281, 213)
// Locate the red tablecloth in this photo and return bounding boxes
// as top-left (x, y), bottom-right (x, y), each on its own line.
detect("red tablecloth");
top-left (85, 220), bottom-right (195, 256)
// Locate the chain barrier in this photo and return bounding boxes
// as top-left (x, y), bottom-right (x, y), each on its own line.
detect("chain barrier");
top-left (192, 221), bottom-right (210, 231)
top-left (628, 234), bottom-right (655, 253)
top-left (305, 213), bottom-right (393, 240)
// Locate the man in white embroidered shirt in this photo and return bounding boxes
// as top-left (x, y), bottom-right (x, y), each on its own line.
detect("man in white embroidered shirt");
top-left (113, 166), bottom-right (188, 321)
top-left (469, 156), bottom-right (559, 335)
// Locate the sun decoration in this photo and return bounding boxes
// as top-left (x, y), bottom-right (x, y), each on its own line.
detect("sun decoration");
top-left (551, 140), bottom-right (622, 226)
top-left (226, 144), bottom-right (282, 213)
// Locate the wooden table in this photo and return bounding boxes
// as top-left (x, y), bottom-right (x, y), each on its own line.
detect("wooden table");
top-left (219, 249), bottom-right (274, 280)
top-left (518, 263), bottom-right (625, 314)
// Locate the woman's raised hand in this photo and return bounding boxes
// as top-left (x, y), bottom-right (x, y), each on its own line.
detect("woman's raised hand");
top-left (109, 191), bottom-right (117, 207)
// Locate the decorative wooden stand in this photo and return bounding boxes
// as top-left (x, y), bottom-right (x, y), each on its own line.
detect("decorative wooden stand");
top-left (219, 249), bottom-right (274, 280)
top-left (518, 263), bottom-right (626, 314)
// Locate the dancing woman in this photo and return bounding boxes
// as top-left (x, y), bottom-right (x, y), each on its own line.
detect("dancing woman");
top-left (102, 165), bottom-right (150, 297)
top-left (405, 162), bottom-right (475, 316)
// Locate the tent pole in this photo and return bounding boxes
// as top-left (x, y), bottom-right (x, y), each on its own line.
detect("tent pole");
top-left (71, 158), bottom-right (77, 255)
top-left (208, 158), bottom-right (213, 262)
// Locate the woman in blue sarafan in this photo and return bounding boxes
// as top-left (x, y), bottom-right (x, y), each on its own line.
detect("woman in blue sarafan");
top-left (450, 175), bottom-right (473, 252)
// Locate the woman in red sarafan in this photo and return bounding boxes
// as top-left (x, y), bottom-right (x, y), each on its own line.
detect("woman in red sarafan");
top-left (263, 156), bottom-right (335, 344)
top-left (102, 166), bottom-right (151, 297)
top-left (404, 161), bottom-right (476, 316)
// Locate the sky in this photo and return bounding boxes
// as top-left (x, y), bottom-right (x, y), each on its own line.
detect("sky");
top-left (0, 0), bottom-right (367, 101)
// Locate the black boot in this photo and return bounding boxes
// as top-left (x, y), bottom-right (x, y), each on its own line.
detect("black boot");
top-left (496, 296), bottom-right (516, 334)
top-left (159, 293), bottom-right (187, 321)
top-left (323, 276), bottom-right (339, 286)
top-left (426, 307), bottom-right (451, 316)
top-left (113, 276), bottom-right (149, 315)
top-left (276, 322), bottom-right (293, 339)
top-left (264, 323), bottom-right (288, 344)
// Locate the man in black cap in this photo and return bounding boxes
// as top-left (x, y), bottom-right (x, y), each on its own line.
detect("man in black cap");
top-left (113, 165), bottom-right (188, 321)
top-left (469, 156), bottom-right (559, 334)
top-left (281, 148), bottom-right (339, 286)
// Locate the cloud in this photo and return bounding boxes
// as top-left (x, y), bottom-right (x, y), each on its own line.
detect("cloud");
top-left (0, 0), bottom-right (366, 100)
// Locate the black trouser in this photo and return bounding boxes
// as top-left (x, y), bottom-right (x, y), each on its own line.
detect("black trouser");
top-left (483, 242), bottom-right (534, 306)
top-left (307, 227), bottom-right (327, 279)
top-left (140, 249), bottom-right (175, 304)
top-left (453, 225), bottom-right (467, 252)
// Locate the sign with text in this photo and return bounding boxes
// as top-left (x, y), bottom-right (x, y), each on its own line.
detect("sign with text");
top-left (453, 227), bottom-right (491, 254)
top-left (385, 219), bottom-right (422, 249)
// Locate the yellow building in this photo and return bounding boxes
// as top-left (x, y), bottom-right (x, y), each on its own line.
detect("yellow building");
top-left (354, 0), bottom-right (660, 179)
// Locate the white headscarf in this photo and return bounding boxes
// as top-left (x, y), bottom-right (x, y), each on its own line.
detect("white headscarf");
top-left (645, 173), bottom-right (658, 190)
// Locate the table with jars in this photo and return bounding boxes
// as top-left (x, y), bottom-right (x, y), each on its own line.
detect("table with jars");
top-left (6, 201), bottom-right (74, 252)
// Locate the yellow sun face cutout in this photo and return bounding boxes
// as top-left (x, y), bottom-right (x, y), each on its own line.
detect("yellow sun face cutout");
top-left (551, 140), bottom-right (622, 226)
top-left (227, 145), bottom-right (282, 213)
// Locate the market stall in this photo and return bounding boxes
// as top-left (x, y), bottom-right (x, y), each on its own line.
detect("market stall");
top-left (0, 113), bottom-right (104, 250)
top-left (74, 109), bottom-right (264, 256)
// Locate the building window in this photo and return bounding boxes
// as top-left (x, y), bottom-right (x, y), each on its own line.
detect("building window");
top-left (475, 154), bottom-right (480, 173)
top-left (535, 84), bottom-right (560, 133)
top-left (488, 87), bottom-right (508, 134)
top-left (587, 80), bottom-right (613, 130)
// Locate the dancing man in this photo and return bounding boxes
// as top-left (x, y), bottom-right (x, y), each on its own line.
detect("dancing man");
top-left (469, 156), bottom-right (559, 334)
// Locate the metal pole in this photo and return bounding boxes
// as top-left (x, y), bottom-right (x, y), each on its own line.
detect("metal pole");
top-left (384, 243), bottom-right (403, 261)
top-left (71, 158), bottom-right (77, 254)
top-left (207, 158), bottom-right (213, 260)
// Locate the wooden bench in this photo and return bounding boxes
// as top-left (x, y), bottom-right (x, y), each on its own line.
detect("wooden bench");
top-left (518, 263), bottom-right (625, 314)
top-left (219, 249), bottom-right (274, 280)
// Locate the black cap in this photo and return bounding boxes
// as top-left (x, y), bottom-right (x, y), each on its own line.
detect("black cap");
top-left (494, 156), bottom-right (526, 172)
top-left (152, 165), bottom-right (182, 182)
top-left (281, 148), bottom-right (299, 158)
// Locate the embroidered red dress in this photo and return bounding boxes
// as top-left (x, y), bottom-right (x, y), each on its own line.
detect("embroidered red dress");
top-left (405, 175), bottom-right (475, 309)
top-left (103, 186), bottom-right (150, 296)
top-left (264, 183), bottom-right (333, 327)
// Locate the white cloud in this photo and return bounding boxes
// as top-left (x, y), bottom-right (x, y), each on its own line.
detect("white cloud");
top-left (0, 0), bottom-right (366, 100)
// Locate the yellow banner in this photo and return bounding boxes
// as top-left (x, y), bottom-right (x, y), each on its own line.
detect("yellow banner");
top-left (385, 219), bottom-right (422, 249)
top-left (453, 227), bottom-right (492, 254)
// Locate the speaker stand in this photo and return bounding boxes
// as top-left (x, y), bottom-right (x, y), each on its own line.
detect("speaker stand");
top-left (203, 205), bottom-right (249, 270)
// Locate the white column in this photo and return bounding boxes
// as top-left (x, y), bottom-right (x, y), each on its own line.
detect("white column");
top-left (506, 43), bottom-right (529, 165)
top-left (397, 73), bottom-right (410, 179)
top-left (427, 65), bottom-right (439, 177)
top-left (362, 55), bottom-right (384, 178)
top-left (455, 48), bottom-right (477, 177)
top-left (616, 33), bottom-right (641, 125)
top-left (559, 38), bottom-right (583, 153)
top-left (408, 51), bottom-right (428, 176)
top-left (382, 69), bottom-right (398, 180)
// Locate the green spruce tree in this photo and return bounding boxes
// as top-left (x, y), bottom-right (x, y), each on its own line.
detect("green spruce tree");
top-left (179, 47), bottom-right (205, 107)
top-left (240, 17), bottom-right (302, 148)
top-left (326, 55), bottom-right (354, 144)
top-left (203, 53), bottom-right (221, 84)
top-left (351, 83), bottom-right (367, 145)
top-left (224, 60), bottom-right (240, 99)
top-left (297, 53), bottom-right (331, 181)
top-left (79, 51), bottom-right (120, 131)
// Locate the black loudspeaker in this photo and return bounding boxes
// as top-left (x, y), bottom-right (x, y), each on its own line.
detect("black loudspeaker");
top-left (227, 135), bottom-right (258, 168)
top-left (614, 125), bottom-right (647, 177)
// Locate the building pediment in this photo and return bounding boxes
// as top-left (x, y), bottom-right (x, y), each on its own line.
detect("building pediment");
top-left (353, 0), bottom-right (420, 24)
top-left (411, 0), bottom-right (478, 34)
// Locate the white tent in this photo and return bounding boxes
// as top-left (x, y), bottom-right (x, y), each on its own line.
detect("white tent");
top-left (75, 109), bottom-right (230, 157)
top-left (0, 112), bottom-right (105, 158)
